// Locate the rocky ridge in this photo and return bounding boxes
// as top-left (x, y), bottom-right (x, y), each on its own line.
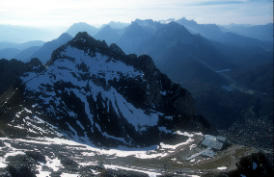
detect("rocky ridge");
top-left (16, 32), bottom-right (211, 147)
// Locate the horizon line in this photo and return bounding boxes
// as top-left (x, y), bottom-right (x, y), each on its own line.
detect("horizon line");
top-left (0, 17), bottom-right (273, 29)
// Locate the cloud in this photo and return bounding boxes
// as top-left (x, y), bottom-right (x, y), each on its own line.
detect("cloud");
top-left (191, 0), bottom-right (246, 6)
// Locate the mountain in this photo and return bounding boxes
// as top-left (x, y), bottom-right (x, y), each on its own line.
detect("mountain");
top-left (0, 32), bottom-right (272, 177)
top-left (222, 23), bottom-right (273, 42)
top-left (0, 58), bottom-right (43, 95)
top-left (0, 40), bottom-right (44, 50)
top-left (0, 48), bottom-right (21, 59)
top-left (233, 60), bottom-right (273, 95)
top-left (141, 22), bottom-right (230, 67)
top-left (94, 25), bottom-right (124, 44)
top-left (117, 20), bottom-right (235, 73)
top-left (176, 18), bottom-right (226, 40)
top-left (18, 32), bottom-right (212, 147)
top-left (93, 19), bottom-right (273, 150)
top-left (134, 19), bottom-right (163, 30)
top-left (117, 19), bottom-right (162, 54)
top-left (15, 46), bottom-right (41, 61)
top-left (30, 33), bottom-right (72, 63)
top-left (136, 22), bottom-right (231, 89)
top-left (103, 21), bottom-right (130, 29)
top-left (67, 22), bottom-right (98, 37)
top-left (0, 41), bottom-right (44, 60)
top-left (0, 25), bottom-right (57, 43)
top-left (176, 18), bottom-right (270, 50)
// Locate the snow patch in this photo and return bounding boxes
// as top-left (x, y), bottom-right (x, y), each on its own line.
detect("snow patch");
top-left (4, 151), bottom-right (25, 159)
top-left (24, 108), bottom-right (32, 113)
top-left (60, 173), bottom-right (80, 177)
top-left (176, 131), bottom-right (194, 137)
top-left (0, 133), bottom-right (201, 160)
top-left (0, 157), bottom-right (7, 168)
top-left (104, 164), bottom-right (161, 177)
top-left (45, 156), bottom-right (63, 172)
top-left (36, 165), bottom-right (51, 177)
top-left (217, 166), bottom-right (227, 170)
top-left (190, 144), bottom-right (197, 151)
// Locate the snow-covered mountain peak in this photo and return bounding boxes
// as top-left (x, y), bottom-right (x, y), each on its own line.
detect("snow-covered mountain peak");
top-left (19, 33), bottom-right (210, 147)
top-left (48, 32), bottom-right (127, 65)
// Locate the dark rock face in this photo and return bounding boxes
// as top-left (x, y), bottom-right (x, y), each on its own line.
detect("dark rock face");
top-left (4, 153), bottom-right (38, 177)
top-left (20, 32), bottom-right (211, 147)
top-left (0, 58), bottom-right (44, 96)
top-left (100, 169), bottom-right (149, 177)
top-left (209, 153), bottom-right (274, 177)
top-left (232, 153), bottom-right (273, 177)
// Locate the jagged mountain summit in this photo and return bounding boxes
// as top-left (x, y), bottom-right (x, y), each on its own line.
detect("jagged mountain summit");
top-left (19, 32), bottom-right (210, 147)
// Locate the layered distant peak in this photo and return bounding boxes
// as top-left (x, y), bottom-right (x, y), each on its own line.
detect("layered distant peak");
top-left (177, 18), bottom-right (220, 30)
top-left (134, 19), bottom-right (155, 27)
top-left (106, 21), bottom-right (129, 29)
top-left (132, 19), bottom-right (162, 32)
top-left (177, 18), bottom-right (197, 26)
top-left (21, 32), bottom-right (210, 147)
top-left (161, 22), bottom-right (191, 36)
top-left (148, 22), bottom-right (197, 46)
top-left (58, 33), bottom-right (72, 41)
top-left (126, 22), bottom-right (146, 33)
top-left (66, 22), bottom-right (98, 37)
top-left (96, 25), bottom-right (118, 36)
top-left (100, 25), bottom-right (112, 30)
top-left (94, 25), bottom-right (124, 45)
top-left (31, 33), bottom-right (73, 64)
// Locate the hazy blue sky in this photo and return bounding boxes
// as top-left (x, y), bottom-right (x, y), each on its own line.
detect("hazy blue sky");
top-left (0, 0), bottom-right (272, 28)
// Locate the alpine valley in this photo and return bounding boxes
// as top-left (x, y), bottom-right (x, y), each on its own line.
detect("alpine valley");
top-left (0, 19), bottom-right (273, 177)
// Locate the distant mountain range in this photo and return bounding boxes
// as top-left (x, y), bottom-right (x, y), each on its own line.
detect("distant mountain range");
top-left (0, 19), bottom-right (272, 145)
top-left (66, 21), bottom-right (130, 38)
top-left (30, 33), bottom-right (72, 63)
top-left (176, 18), bottom-right (272, 50)
top-left (86, 19), bottom-right (272, 148)
top-left (66, 22), bottom-right (99, 37)
top-left (0, 34), bottom-right (72, 63)
top-left (222, 23), bottom-right (273, 42)
top-left (0, 40), bottom-right (44, 50)
top-left (0, 24), bottom-right (61, 43)
top-left (101, 21), bottom-right (130, 29)
top-left (0, 48), bottom-right (21, 59)
top-left (94, 25), bottom-right (124, 45)
top-left (1, 18), bottom-right (272, 61)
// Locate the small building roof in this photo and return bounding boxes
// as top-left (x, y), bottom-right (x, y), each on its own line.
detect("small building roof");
top-left (201, 135), bottom-right (225, 151)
